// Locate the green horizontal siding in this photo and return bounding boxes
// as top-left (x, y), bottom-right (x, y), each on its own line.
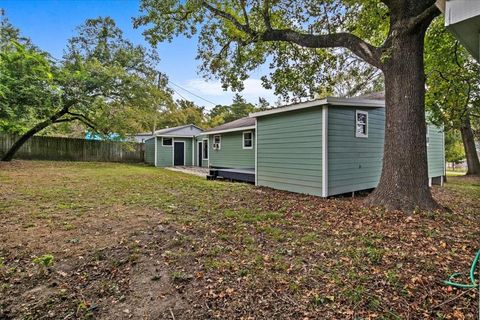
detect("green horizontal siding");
top-left (145, 138), bottom-right (155, 165)
top-left (257, 108), bottom-right (323, 196)
top-left (157, 138), bottom-right (172, 167)
top-left (427, 125), bottom-right (445, 178)
top-left (327, 107), bottom-right (385, 196)
top-left (209, 131), bottom-right (255, 169)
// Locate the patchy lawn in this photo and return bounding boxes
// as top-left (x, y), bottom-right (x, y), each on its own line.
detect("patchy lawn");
top-left (0, 161), bottom-right (478, 319)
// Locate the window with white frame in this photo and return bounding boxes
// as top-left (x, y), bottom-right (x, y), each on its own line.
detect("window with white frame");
top-left (162, 137), bottom-right (173, 146)
top-left (355, 111), bottom-right (368, 138)
top-left (243, 131), bottom-right (253, 149)
top-left (213, 135), bottom-right (221, 150)
top-left (202, 139), bottom-right (209, 160)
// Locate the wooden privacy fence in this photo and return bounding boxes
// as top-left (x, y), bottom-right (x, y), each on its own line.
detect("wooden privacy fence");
top-left (0, 134), bottom-right (144, 163)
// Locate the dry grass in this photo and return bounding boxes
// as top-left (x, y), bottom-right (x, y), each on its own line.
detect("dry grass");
top-left (0, 161), bottom-right (478, 319)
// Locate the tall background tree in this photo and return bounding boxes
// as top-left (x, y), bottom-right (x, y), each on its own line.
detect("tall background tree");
top-left (425, 17), bottom-right (480, 176)
top-left (444, 130), bottom-right (465, 171)
top-left (135, 0), bottom-right (441, 211)
top-left (1, 16), bottom-right (172, 161)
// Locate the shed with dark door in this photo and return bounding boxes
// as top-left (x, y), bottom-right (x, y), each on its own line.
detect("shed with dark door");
top-left (144, 124), bottom-right (203, 167)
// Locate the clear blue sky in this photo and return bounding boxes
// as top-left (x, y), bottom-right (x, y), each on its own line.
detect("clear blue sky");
top-left (1, 0), bottom-right (276, 108)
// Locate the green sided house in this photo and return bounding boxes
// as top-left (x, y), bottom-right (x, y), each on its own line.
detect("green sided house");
top-left (144, 124), bottom-right (203, 167)
top-left (194, 117), bottom-right (256, 182)
top-left (144, 94), bottom-right (445, 198)
top-left (250, 94), bottom-right (445, 197)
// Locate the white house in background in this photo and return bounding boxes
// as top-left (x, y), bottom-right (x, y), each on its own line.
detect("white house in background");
top-left (131, 132), bottom-right (155, 143)
top-left (131, 125), bottom-right (203, 143)
top-left (437, 0), bottom-right (480, 62)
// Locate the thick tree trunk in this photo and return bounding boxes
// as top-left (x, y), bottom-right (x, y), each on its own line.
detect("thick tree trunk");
top-left (364, 30), bottom-right (441, 211)
top-left (460, 115), bottom-right (480, 175)
top-left (1, 108), bottom-right (68, 161)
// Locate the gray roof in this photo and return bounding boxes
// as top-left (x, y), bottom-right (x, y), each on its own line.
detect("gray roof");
top-left (354, 91), bottom-right (385, 100)
top-left (203, 117), bottom-right (255, 133)
top-left (137, 124), bottom-right (203, 137)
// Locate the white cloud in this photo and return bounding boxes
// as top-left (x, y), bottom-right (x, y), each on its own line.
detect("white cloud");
top-left (179, 78), bottom-right (277, 107)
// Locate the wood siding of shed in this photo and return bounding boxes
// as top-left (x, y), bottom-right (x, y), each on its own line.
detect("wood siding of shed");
top-left (257, 108), bottom-right (323, 196)
top-left (155, 137), bottom-right (194, 167)
top-left (327, 107), bottom-right (385, 196)
top-left (157, 138), bottom-right (173, 167)
top-left (427, 125), bottom-right (445, 177)
top-left (145, 138), bottom-right (155, 165)
top-left (208, 131), bottom-right (255, 169)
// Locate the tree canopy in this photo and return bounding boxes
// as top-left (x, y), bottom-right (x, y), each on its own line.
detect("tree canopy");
top-left (0, 16), bottom-right (173, 161)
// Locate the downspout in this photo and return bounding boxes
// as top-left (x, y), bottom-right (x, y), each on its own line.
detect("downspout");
top-left (255, 117), bottom-right (258, 186)
top-left (154, 136), bottom-right (158, 167)
top-left (322, 105), bottom-right (329, 197)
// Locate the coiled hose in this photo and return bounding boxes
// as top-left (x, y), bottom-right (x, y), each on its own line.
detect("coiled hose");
top-left (443, 249), bottom-right (480, 317)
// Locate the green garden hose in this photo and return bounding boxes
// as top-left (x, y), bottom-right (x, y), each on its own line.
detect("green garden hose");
top-left (444, 249), bottom-right (480, 289)
top-left (443, 249), bottom-right (480, 317)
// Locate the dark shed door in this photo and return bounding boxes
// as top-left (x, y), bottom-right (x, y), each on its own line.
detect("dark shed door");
top-left (174, 142), bottom-right (185, 166)
top-left (197, 141), bottom-right (202, 167)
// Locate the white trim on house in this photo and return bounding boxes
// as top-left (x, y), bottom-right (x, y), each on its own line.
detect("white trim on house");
top-left (154, 137), bottom-right (158, 167)
top-left (157, 134), bottom-right (196, 138)
top-left (191, 139), bottom-right (194, 166)
top-left (242, 131), bottom-right (253, 149)
top-left (426, 126), bottom-right (430, 147)
top-left (322, 106), bottom-right (329, 197)
top-left (442, 127), bottom-right (446, 183)
top-left (197, 140), bottom-right (202, 167)
top-left (355, 110), bottom-right (368, 138)
top-left (171, 137), bottom-right (175, 165)
top-left (250, 97), bottom-right (384, 118)
top-left (202, 138), bottom-right (209, 161)
top-left (162, 137), bottom-right (173, 147)
top-left (255, 118), bottom-right (258, 186)
top-left (201, 126), bottom-right (256, 136)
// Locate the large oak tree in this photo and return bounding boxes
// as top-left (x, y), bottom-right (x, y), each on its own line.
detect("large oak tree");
top-left (135, 0), bottom-right (442, 211)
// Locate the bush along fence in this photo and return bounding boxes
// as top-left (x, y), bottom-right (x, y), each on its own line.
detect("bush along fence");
top-left (0, 134), bottom-right (144, 163)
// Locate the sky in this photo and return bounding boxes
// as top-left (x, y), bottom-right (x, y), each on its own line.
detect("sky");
top-left (1, 0), bottom-right (277, 109)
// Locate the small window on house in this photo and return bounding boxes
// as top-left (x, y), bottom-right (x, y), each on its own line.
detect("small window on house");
top-left (162, 137), bottom-right (173, 146)
top-left (202, 139), bottom-right (209, 160)
top-left (213, 135), bottom-right (221, 150)
top-left (243, 131), bottom-right (253, 149)
top-left (355, 111), bottom-right (368, 138)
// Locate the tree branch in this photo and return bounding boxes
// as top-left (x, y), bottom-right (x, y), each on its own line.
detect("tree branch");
top-left (66, 111), bottom-right (96, 127)
top-left (54, 116), bottom-right (98, 132)
top-left (201, 2), bottom-right (382, 68)
top-left (260, 29), bottom-right (382, 69)
top-left (238, 0), bottom-right (251, 32)
top-left (202, 1), bottom-right (254, 35)
top-left (406, 3), bottom-right (440, 33)
top-left (263, 0), bottom-right (272, 30)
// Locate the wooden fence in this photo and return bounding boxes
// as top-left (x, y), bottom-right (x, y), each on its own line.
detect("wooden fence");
top-left (0, 134), bottom-right (144, 163)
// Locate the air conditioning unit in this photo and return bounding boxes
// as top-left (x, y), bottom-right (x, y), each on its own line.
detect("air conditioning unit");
top-left (213, 143), bottom-right (220, 150)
